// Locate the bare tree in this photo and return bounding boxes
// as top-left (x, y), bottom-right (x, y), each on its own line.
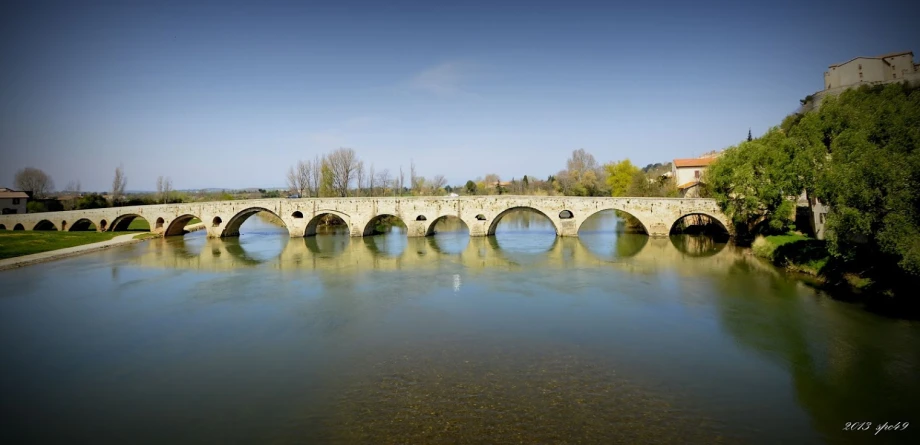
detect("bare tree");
top-left (14, 167), bottom-right (54, 198)
top-left (430, 174), bottom-right (447, 195)
top-left (112, 164), bottom-right (127, 205)
top-left (310, 155), bottom-right (323, 197)
top-left (164, 177), bottom-right (173, 203)
top-left (377, 168), bottom-right (391, 196)
top-left (410, 160), bottom-right (422, 195)
top-left (398, 166), bottom-right (405, 195)
top-left (157, 176), bottom-right (165, 203)
top-left (368, 163), bottom-right (376, 196)
top-left (355, 161), bottom-right (365, 197)
top-left (325, 148), bottom-right (359, 197)
top-left (286, 160), bottom-right (312, 198)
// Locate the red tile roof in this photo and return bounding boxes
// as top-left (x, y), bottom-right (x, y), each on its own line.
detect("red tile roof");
top-left (677, 181), bottom-right (700, 190)
top-left (673, 157), bottom-right (716, 168)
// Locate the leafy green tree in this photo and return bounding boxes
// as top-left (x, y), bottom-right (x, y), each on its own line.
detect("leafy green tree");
top-left (465, 180), bottom-right (477, 195)
top-left (706, 128), bottom-right (802, 237)
top-left (604, 159), bottom-right (640, 196)
top-left (76, 193), bottom-right (109, 209)
top-left (747, 128), bottom-right (753, 142)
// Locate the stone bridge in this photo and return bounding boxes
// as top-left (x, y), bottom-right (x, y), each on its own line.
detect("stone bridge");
top-left (0, 196), bottom-right (731, 238)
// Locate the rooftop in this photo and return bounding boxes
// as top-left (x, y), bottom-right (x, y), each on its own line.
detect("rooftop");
top-left (0, 190), bottom-right (30, 199)
top-left (828, 50), bottom-right (914, 68)
top-left (673, 157), bottom-right (716, 168)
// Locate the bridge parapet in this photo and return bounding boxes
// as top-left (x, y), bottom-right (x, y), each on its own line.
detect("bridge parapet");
top-left (0, 196), bottom-right (731, 238)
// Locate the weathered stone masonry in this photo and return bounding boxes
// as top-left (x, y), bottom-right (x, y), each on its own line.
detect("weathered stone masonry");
top-left (0, 196), bottom-right (732, 238)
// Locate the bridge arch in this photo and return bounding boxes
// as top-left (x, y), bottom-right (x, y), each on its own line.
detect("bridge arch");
top-left (69, 218), bottom-right (98, 231)
top-left (670, 212), bottom-right (731, 237)
top-left (0, 224), bottom-right (5, 230)
top-left (577, 208), bottom-right (649, 235)
top-left (221, 207), bottom-right (287, 237)
top-left (14, 223), bottom-right (25, 230)
top-left (305, 211), bottom-right (351, 237)
top-left (363, 214), bottom-right (408, 236)
top-left (425, 215), bottom-right (470, 236)
top-left (486, 206), bottom-right (559, 236)
top-left (109, 214), bottom-right (150, 232)
top-left (165, 214), bottom-right (202, 237)
top-left (33, 219), bottom-right (57, 231)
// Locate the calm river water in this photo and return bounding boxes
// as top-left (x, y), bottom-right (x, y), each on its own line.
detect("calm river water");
top-left (1, 210), bottom-right (918, 444)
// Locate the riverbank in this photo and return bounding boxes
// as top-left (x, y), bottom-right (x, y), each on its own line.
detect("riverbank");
top-left (752, 233), bottom-right (919, 317)
top-left (0, 232), bottom-right (156, 271)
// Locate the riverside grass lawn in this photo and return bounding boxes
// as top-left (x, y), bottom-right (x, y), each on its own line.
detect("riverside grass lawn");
top-left (0, 216), bottom-right (175, 259)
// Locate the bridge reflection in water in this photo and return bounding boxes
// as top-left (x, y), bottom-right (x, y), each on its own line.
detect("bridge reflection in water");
top-left (129, 228), bottom-right (755, 279)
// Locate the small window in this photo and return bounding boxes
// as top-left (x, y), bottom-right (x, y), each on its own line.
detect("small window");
top-left (858, 64), bottom-right (862, 69)
top-left (12, 198), bottom-right (20, 205)
top-left (819, 213), bottom-right (825, 224)
top-left (859, 72), bottom-right (863, 79)
top-left (694, 170), bottom-right (701, 179)
top-left (893, 73), bottom-right (897, 79)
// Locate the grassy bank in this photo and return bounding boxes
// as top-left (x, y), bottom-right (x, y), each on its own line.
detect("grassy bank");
top-left (0, 231), bottom-right (125, 259)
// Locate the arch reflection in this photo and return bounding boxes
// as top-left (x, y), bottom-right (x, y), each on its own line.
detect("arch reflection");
top-left (670, 234), bottom-right (727, 257)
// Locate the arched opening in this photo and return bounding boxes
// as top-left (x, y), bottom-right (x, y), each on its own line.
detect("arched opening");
top-left (559, 210), bottom-right (574, 219)
top-left (415, 215), bottom-right (427, 221)
top-left (110, 214), bottom-right (151, 232)
top-left (292, 211), bottom-right (304, 219)
top-left (69, 219), bottom-right (98, 231)
top-left (363, 214), bottom-right (408, 257)
top-left (425, 215), bottom-right (470, 254)
top-left (670, 213), bottom-right (730, 238)
top-left (0, 224), bottom-right (6, 230)
top-left (488, 207), bottom-right (557, 254)
top-left (222, 207), bottom-right (288, 238)
top-left (475, 214), bottom-right (487, 221)
top-left (155, 217), bottom-right (165, 230)
top-left (577, 209), bottom-right (649, 259)
top-left (33, 220), bottom-right (57, 231)
top-left (212, 216), bottom-right (223, 227)
top-left (14, 224), bottom-right (25, 230)
top-left (99, 219), bottom-right (108, 231)
top-left (305, 212), bottom-right (350, 237)
top-left (363, 214), bottom-right (407, 236)
top-left (165, 214), bottom-right (203, 237)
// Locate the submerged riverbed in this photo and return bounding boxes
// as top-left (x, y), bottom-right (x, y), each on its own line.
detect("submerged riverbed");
top-left (1, 210), bottom-right (917, 444)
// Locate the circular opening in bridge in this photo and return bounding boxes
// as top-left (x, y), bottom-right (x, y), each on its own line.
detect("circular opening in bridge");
top-left (292, 211), bottom-right (304, 219)
top-left (0, 224), bottom-right (6, 230)
top-left (577, 210), bottom-right (649, 259)
top-left (559, 210), bottom-right (574, 219)
top-left (212, 216), bottom-right (223, 227)
top-left (475, 214), bottom-right (487, 221)
top-left (416, 215), bottom-right (427, 221)
top-left (155, 217), bottom-right (164, 229)
top-left (669, 213), bottom-right (730, 239)
top-left (491, 207), bottom-right (556, 255)
top-left (362, 214), bottom-right (407, 257)
top-left (305, 213), bottom-right (349, 237)
top-left (99, 219), bottom-right (108, 231)
top-left (14, 223), bottom-right (24, 230)
top-left (110, 215), bottom-right (151, 232)
top-left (33, 220), bottom-right (57, 231)
top-left (425, 215), bottom-right (470, 254)
top-left (69, 218), bottom-right (98, 231)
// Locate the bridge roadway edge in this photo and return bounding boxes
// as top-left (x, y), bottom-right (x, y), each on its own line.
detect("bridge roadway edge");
top-left (0, 196), bottom-right (732, 239)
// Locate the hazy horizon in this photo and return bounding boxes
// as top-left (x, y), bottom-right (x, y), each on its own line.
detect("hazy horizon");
top-left (2, 0), bottom-right (918, 191)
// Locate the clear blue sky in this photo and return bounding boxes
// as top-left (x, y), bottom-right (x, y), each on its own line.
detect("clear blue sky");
top-left (1, 0), bottom-right (917, 191)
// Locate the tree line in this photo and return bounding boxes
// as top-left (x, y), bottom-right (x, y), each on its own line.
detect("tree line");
top-left (705, 82), bottom-right (920, 288)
